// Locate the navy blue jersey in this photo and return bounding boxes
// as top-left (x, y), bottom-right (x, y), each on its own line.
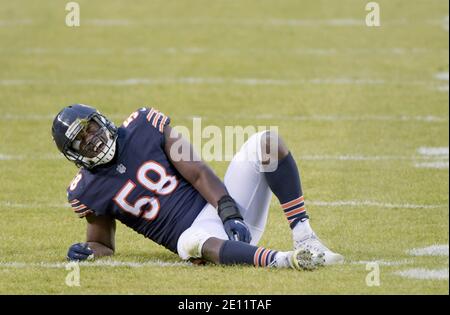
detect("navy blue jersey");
top-left (66, 107), bottom-right (207, 253)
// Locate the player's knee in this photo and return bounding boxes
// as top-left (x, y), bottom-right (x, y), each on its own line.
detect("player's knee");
top-left (261, 131), bottom-right (289, 165)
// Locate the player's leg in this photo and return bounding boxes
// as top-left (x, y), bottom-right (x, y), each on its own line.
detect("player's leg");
top-left (222, 130), bottom-right (274, 245)
top-left (202, 237), bottom-right (323, 270)
top-left (177, 204), bottom-right (322, 270)
top-left (260, 131), bottom-right (344, 265)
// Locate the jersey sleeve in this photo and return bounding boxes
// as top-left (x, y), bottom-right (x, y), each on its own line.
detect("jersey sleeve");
top-left (122, 107), bottom-right (171, 148)
top-left (68, 197), bottom-right (94, 218)
top-left (66, 170), bottom-right (105, 218)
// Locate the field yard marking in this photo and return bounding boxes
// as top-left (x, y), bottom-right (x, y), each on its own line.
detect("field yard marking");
top-left (393, 268), bottom-right (449, 280)
top-left (0, 201), bottom-right (68, 209)
top-left (0, 260), bottom-right (192, 269)
top-left (429, 15), bottom-right (449, 32)
top-left (83, 18), bottom-right (372, 26)
top-left (434, 71), bottom-right (449, 92)
top-left (0, 153), bottom-right (62, 161)
top-left (0, 113), bottom-right (447, 123)
top-left (2, 152), bottom-right (449, 167)
top-left (1, 17), bottom-right (446, 28)
top-left (0, 77), bottom-right (442, 87)
top-left (415, 147), bottom-right (449, 169)
top-left (0, 19), bottom-right (32, 26)
top-left (417, 147), bottom-right (449, 156)
top-left (2, 47), bottom-right (447, 56)
top-left (407, 245), bottom-right (449, 257)
top-left (299, 155), bottom-right (447, 161)
top-left (435, 72), bottom-right (449, 81)
top-left (351, 259), bottom-right (414, 266)
top-left (1, 153), bottom-right (448, 162)
top-left (414, 161), bottom-right (449, 169)
top-left (1, 200), bottom-right (446, 210)
top-left (82, 18), bottom-right (446, 28)
top-left (306, 200), bottom-right (446, 209)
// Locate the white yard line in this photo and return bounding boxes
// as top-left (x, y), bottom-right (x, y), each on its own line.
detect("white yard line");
top-left (0, 260), bottom-right (192, 269)
top-left (415, 147), bottom-right (449, 169)
top-left (82, 18), bottom-right (445, 28)
top-left (0, 201), bottom-right (68, 209)
top-left (0, 19), bottom-right (32, 26)
top-left (435, 72), bottom-right (449, 81)
top-left (350, 259), bottom-right (414, 266)
top-left (299, 155), bottom-right (446, 161)
top-left (0, 153), bottom-right (62, 161)
top-left (414, 161), bottom-right (449, 169)
top-left (407, 245), bottom-right (449, 257)
top-left (0, 113), bottom-right (447, 123)
top-left (306, 200), bottom-right (446, 209)
top-left (1, 200), bottom-right (446, 210)
top-left (0, 77), bottom-right (439, 87)
top-left (1, 18), bottom-right (446, 28)
top-left (394, 268), bottom-right (449, 280)
top-left (1, 47), bottom-right (446, 56)
top-left (1, 153), bottom-right (448, 164)
top-left (417, 147), bottom-right (449, 156)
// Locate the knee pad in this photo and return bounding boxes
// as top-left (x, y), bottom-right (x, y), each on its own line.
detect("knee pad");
top-left (177, 228), bottom-right (213, 260)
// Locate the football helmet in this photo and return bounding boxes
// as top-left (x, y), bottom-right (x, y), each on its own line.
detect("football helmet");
top-left (52, 104), bottom-right (118, 169)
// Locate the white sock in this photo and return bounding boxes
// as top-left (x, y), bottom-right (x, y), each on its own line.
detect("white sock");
top-left (292, 218), bottom-right (313, 241)
top-left (272, 252), bottom-right (291, 268)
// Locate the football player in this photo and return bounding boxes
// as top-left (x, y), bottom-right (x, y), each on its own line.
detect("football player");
top-left (52, 104), bottom-right (343, 270)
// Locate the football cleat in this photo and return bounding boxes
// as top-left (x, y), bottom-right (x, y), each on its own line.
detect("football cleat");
top-left (288, 249), bottom-right (325, 271)
top-left (294, 233), bottom-right (344, 266)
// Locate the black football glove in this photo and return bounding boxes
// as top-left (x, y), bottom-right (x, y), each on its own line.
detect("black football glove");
top-left (67, 243), bottom-right (94, 261)
top-left (218, 195), bottom-right (252, 243)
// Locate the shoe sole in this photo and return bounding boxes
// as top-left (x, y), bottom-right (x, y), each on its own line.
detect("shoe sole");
top-left (291, 249), bottom-right (325, 271)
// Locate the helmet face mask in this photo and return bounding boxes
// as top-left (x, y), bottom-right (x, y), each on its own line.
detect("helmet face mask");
top-left (52, 104), bottom-right (118, 169)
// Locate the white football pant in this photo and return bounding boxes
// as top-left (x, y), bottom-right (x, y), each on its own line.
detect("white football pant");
top-left (177, 131), bottom-right (273, 260)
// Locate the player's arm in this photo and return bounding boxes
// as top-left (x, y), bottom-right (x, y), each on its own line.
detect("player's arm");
top-left (163, 125), bottom-right (252, 243)
top-left (163, 125), bottom-right (227, 207)
top-left (67, 214), bottom-right (116, 261)
top-left (86, 214), bottom-right (116, 256)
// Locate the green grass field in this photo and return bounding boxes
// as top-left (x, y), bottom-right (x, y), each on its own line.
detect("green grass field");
top-left (0, 0), bottom-right (448, 294)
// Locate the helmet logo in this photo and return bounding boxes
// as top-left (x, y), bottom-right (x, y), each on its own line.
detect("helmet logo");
top-left (65, 118), bottom-right (88, 139)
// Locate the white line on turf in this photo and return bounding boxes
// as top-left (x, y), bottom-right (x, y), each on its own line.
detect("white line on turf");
top-left (407, 245), bottom-right (449, 257)
top-left (82, 18), bottom-right (445, 28)
top-left (0, 19), bottom-right (33, 26)
top-left (0, 113), bottom-right (447, 123)
top-left (306, 200), bottom-right (446, 209)
top-left (417, 147), bottom-right (449, 156)
top-left (299, 155), bottom-right (449, 161)
top-left (414, 161), bottom-right (449, 169)
top-left (393, 268), bottom-right (449, 280)
top-left (0, 77), bottom-right (440, 87)
top-left (1, 18), bottom-right (446, 27)
top-left (351, 259), bottom-right (414, 266)
top-left (435, 72), bottom-right (449, 81)
top-left (0, 260), bottom-right (192, 269)
top-left (1, 47), bottom-right (447, 56)
top-left (415, 147), bottom-right (449, 169)
top-left (0, 153), bottom-right (448, 162)
top-left (0, 153), bottom-right (62, 161)
top-left (1, 200), bottom-right (446, 210)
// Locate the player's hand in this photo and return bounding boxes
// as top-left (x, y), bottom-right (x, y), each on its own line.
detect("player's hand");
top-left (223, 218), bottom-right (252, 243)
top-left (217, 195), bottom-right (252, 243)
top-left (67, 242), bottom-right (94, 261)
